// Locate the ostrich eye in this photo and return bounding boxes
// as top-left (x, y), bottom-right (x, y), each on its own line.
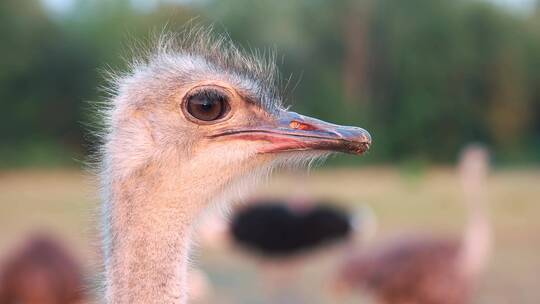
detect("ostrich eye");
top-left (186, 89), bottom-right (229, 122)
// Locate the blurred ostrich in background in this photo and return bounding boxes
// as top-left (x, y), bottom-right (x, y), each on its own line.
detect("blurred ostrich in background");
top-left (0, 233), bottom-right (87, 304)
top-left (97, 28), bottom-right (371, 304)
top-left (197, 197), bottom-right (376, 303)
top-left (334, 144), bottom-right (492, 304)
top-left (230, 198), bottom-right (354, 257)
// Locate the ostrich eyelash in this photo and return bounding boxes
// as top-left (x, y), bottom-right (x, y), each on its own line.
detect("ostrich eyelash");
top-left (185, 88), bottom-right (229, 103)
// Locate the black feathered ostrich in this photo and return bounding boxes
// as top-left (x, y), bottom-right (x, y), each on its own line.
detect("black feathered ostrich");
top-left (333, 145), bottom-right (492, 304)
top-left (97, 28), bottom-right (371, 304)
top-left (230, 199), bottom-right (355, 257)
top-left (196, 197), bottom-right (375, 303)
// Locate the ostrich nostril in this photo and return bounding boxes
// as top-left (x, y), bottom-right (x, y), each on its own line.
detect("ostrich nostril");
top-left (289, 120), bottom-right (318, 131)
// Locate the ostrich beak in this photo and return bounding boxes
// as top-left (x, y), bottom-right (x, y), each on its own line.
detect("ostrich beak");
top-left (212, 110), bottom-right (371, 155)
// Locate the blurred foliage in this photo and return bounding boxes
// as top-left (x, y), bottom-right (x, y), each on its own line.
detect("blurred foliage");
top-left (0, 0), bottom-right (539, 167)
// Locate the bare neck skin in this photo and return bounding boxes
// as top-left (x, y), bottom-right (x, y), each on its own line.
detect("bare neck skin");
top-left (102, 152), bottom-right (263, 304)
top-left (104, 166), bottom-right (188, 303)
top-left (459, 154), bottom-right (491, 278)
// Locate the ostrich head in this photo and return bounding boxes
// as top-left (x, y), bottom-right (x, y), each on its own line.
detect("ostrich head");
top-left (103, 30), bottom-right (371, 211)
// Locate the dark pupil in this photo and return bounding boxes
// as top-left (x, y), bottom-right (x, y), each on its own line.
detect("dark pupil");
top-left (187, 93), bottom-right (224, 121)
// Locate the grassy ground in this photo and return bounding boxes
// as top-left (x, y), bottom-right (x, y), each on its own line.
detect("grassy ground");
top-left (0, 167), bottom-right (539, 303)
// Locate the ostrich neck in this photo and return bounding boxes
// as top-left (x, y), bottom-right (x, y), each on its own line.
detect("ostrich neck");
top-left (103, 160), bottom-right (222, 304)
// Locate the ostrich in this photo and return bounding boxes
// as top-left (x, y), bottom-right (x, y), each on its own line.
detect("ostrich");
top-left (225, 199), bottom-right (371, 303)
top-left (0, 233), bottom-right (87, 304)
top-left (98, 29), bottom-right (371, 304)
top-left (230, 199), bottom-right (355, 257)
top-left (333, 145), bottom-right (491, 304)
top-left (196, 198), bottom-right (375, 303)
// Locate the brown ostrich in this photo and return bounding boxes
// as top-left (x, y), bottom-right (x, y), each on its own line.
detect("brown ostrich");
top-left (0, 233), bottom-right (87, 304)
top-left (98, 28), bottom-right (371, 304)
top-left (334, 145), bottom-right (492, 304)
